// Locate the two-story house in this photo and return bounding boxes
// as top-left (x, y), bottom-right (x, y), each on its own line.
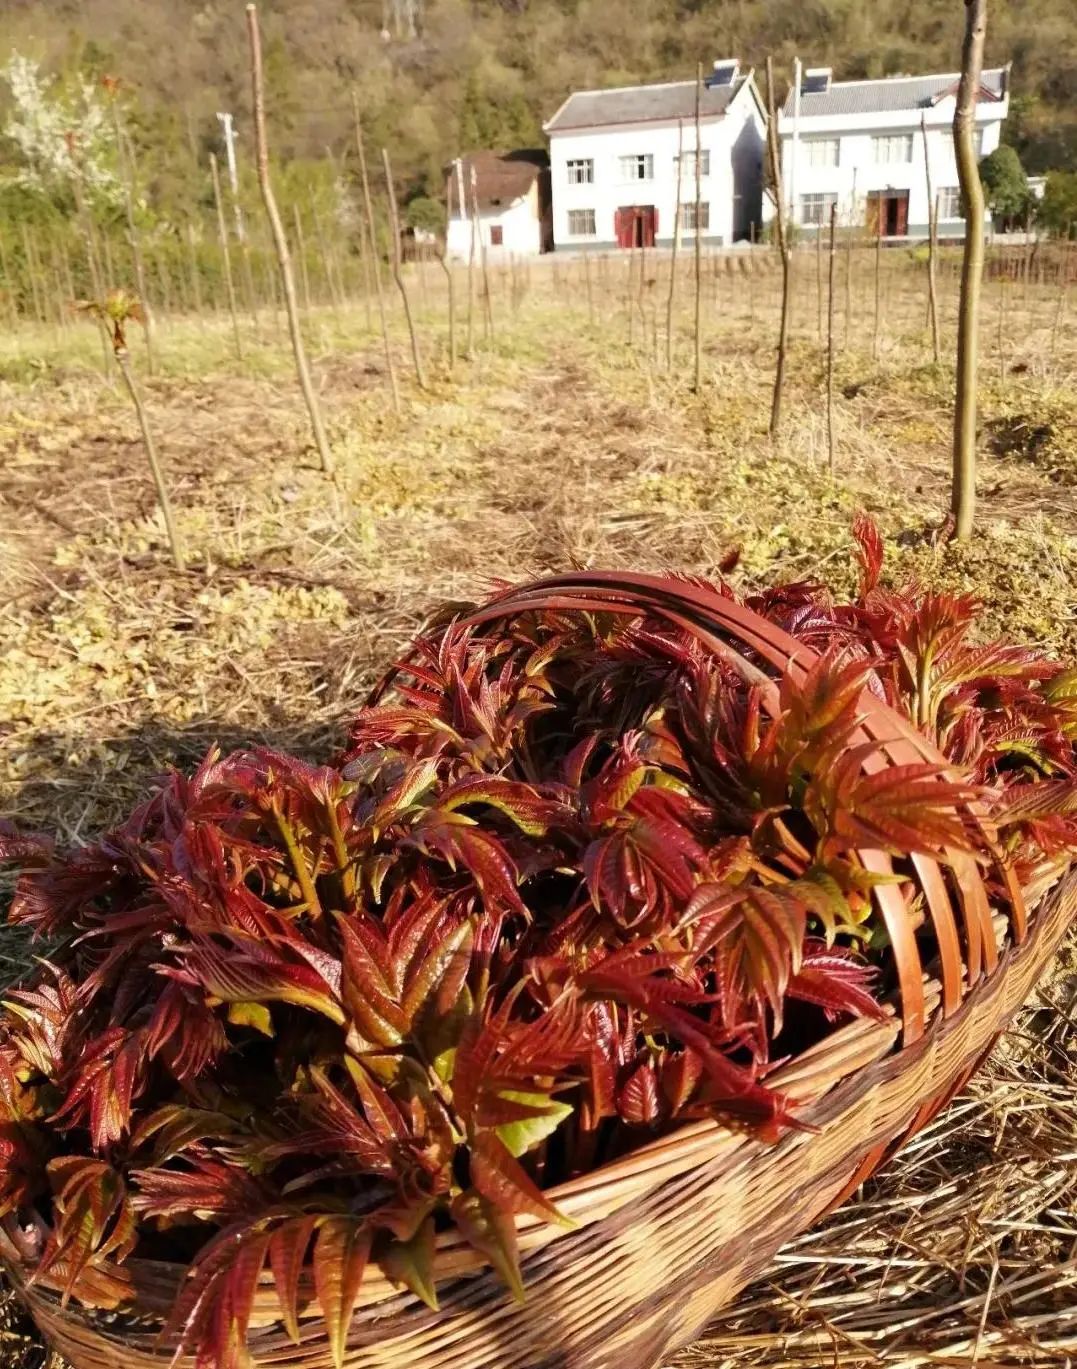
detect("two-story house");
top-left (543, 59), bottom-right (767, 252)
top-left (776, 65), bottom-right (1010, 238)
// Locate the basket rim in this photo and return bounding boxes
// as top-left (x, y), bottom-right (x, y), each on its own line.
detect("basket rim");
top-left (13, 865), bottom-right (1072, 1342)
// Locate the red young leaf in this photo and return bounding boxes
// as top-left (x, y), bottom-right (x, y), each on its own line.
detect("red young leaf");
top-left (313, 1216), bottom-right (372, 1369)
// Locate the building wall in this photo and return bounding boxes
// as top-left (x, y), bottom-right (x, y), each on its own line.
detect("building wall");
top-left (548, 81), bottom-right (765, 251)
top-left (446, 182), bottom-right (543, 258)
top-left (770, 93), bottom-right (1007, 238)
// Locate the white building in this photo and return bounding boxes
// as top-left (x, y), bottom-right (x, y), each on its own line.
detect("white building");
top-left (543, 59), bottom-right (767, 252)
top-left (775, 65), bottom-right (1010, 239)
top-left (445, 150), bottom-right (550, 259)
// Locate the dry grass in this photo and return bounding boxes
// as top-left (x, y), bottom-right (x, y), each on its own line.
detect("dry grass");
top-left (1, 247), bottom-right (1075, 1367)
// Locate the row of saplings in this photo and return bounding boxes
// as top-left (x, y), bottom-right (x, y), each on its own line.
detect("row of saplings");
top-left (1, 520), bottom-right (1075, 1368)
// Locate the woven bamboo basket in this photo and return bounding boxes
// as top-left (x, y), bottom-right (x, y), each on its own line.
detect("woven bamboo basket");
top-left (8, 573), bottom-right (1077, 1369)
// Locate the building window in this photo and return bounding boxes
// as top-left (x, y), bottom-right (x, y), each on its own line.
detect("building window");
top-left (803, 137), bottom-right (840, 167)
top-left (619, 153), bottom-right (654, 181)
top-left (566, 158), bottom-right (594, 185)
top-left (937, 186), bottom-right (963, 220)
top-left (567, 208), bottom-right (597, 237)
top-left (871, 133), bottom-right (914, 164)
top-left (798, 192), bottom-right (838, 227)
top-left (680, 201), bottom-right (710, 231)
top-left (675, 149), bottom-right (710, 178)
top-left (489, 225), bottom-right (504, 246)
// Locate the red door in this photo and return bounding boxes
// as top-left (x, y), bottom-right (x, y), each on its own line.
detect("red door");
top-left (894, 193), bottom-right (909, 237)
top-left (616, 206), bottom-right (658, 249)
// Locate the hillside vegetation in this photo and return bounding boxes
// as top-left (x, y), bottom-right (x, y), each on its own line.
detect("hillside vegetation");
top-left (0, 0), bottom-right (1073, 217)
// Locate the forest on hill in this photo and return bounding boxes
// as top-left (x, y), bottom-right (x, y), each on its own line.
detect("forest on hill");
top-left (0, 0), bottom-right (1074, 219)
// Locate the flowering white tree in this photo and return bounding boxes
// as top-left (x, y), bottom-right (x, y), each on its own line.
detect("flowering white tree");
top-left (2, 52), bottom-right (123, 208)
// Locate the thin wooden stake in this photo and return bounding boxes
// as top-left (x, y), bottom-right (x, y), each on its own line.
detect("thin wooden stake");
top-left (0, 232), bottom-right (18, 330)
top-left (185, 224), bottom-right (204, 316)
top-left (872, 227), bottom-right (882, 361)
top-left (246, 3), bottom-right (333, 474)
top-left (116, 340), bottom-right (186, 571)
top-left (471, 166), bottom-right (494, 341)
top-left (816, 222), bottom-right (823, 340)
top-left (921, 113), bottom-right (941, 364)
top-left (952, 0), bottom-right (987, 540)
top-left (459, 160), bottom-right (476, 356)
top-left (210, 154), bottom-right (244, 362)
top-left (381, 146), bottom-right (426, 389)
top-left (352, 92), bottom-right (400, 413)
top-left (292, 204), bottom-right (313, 312)
top-left (749, 227), bottom-right (760, 331)
top-left (310, 204), bottom-right (341, 317)
top-left (436, 171), bottom-right (456, 371)
top-left (765, 56), bottom-right (792, 440)
top-left (692, 66), bottom-right (703, 392)
top-left (112, 103), bottom-right (157, 372)
top-left (666, 118), bottom-right (684, 371)
top-left (827, 202), bottom-right (838, 475)
top-left (1050, 232), bottom-right (1070, 359)
top-left (20, 222), bottom-right (46, 324)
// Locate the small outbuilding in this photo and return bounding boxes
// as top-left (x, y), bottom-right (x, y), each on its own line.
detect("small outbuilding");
top-left (445, 150), bottom-right (552, 258)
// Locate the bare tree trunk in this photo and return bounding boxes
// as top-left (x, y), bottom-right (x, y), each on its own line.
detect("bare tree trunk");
top-left (742, 223), bottom-right (753, 326)
top-left (49, 248), bottom-right (69, 335)
top-left (238, 238), bottom-right (261, 336)
top-left (827, 202), bottom-right (838, 475)
top-left (996, 272), bottom-right (1006, 384)
top-left (69, 166), bottom-right (113, 373)
top-left (921, 114), bottom-right (941, 364)
top-left (352, 93), bottom-right (400, 412)
top-left (666, 118), bottom-right (684, 371)
top-left (70, 169), bottom-right (105, 299)
top-left (583, 251), bottom-right (594, 327)
top-left (0, 232), bottom-right (18, 331)
top-left (815, 222), bottom-right (823, 341)
top-left (693, 67), bottom-right (703, 392)
top-left (210, 154), bottom-right (244, 361)
top-left (471, 166), bottom-right (494, 341)
top-left (292, 204), bottom-right (314, 312)
top-left (843, 230), bottom-right (852, 349)
top-left (460, 162), bottom-right (476, 357)
top-left (154, 249), bottom-right (174, 320)
top-left (20, 222), bottom-right (46, 324)
top-left (115, 342), bottom-right (185, 571)
top-left (872, 227), bottom-right (882, 361)
top-left (1050, 232), bottom-right (1070, 359)
top-left (952, 0), bottom-right (987, 541)
top-left (310, 205), bottom-right (342, 317)
top-left (436, 173), bottom-right (456, 371)
top-left (357, 224), bottom-right (374, 332)
top-left (185, 223), bottom-right (204, 316)
top-left (765, 56), bottom-right (792, 440)
top-left (381, 146), bottom-right (426, 389)
top-left (112, 102), bottom-right (157, 372)
top-left (246, 3), bottom-right (333, 475)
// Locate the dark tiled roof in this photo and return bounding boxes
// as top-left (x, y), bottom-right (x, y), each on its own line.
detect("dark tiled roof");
top-left (447, 150), bottom-right (547, 209)
top-left (545, 76), bottom-right (746, 133)
top-left (781, 68), bottom-right (1007, 118)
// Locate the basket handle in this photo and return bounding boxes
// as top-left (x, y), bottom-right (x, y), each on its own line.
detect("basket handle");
top-left (384, 571), bottom-right (1028, 1043)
